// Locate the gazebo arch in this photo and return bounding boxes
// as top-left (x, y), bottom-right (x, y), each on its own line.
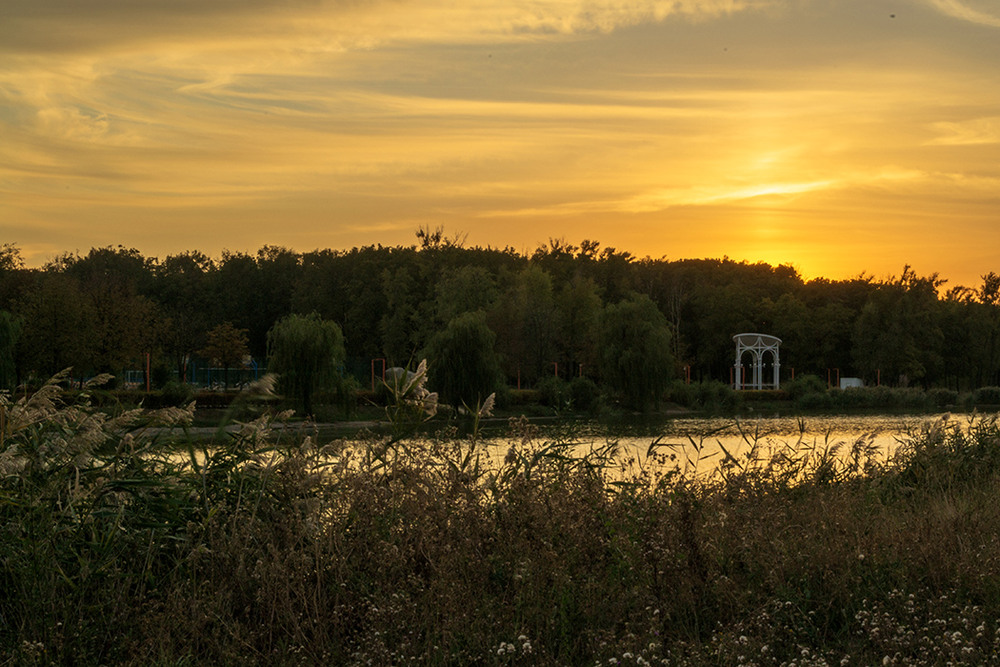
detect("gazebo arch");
top-left (733, 333), bottom-right (781, 390)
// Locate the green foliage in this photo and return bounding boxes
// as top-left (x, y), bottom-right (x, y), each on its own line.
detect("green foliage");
top-left (783, 373), bottom-right (827, 401)
top-left (665, 380), bottom-right (741, 412)
top-left (569, 375), bottom-right (600, 413)
top-left (199, 321), bottom-right (250, 389)
top-left (489, 265), bottom-right (557, 386)
top-left (830, 386), bottom-right (932, 411)
top-left (696, 380), bottom-right (741, 411)
top-left (852, 267), bottom-right (946, 386)
top-left (536, 375), bottom-right (569, 410)
top-left (424, 311), bottom-right (502, 408)
top-left (266, 312), bottom-right (345, 416)
top-left (926, 387), bottom-right (958, 408)
top-left (598, 294), bottom-right (675, 410)
top-left (972, 386), bottom-right (1000, 405)
top-left (7, 241), bottom-right (1000, 403)
top-left (0, 310), bottom-right (20, 389)
top-left (160, 380), bottom-right (195, 406)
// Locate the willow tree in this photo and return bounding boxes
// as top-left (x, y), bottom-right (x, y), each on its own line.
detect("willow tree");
top-left (266, 313), bottom-right (345, 416)
top-left (424, 310), bottom-right (502, 409)
top-left (598, 294), bottom-right (674, 410)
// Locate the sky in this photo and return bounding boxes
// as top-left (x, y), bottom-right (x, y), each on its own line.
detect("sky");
top-left (2, 0), bottom-right (1000, 286)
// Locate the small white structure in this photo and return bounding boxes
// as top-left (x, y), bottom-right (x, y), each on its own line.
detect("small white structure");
top-left (733, 333), bottom-right (781, 390)
top-left (840, 377), bottom-right (864, 390)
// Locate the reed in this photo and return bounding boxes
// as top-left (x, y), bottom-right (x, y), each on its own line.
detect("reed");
top-left (3, 370), bottom-right (1000, 665)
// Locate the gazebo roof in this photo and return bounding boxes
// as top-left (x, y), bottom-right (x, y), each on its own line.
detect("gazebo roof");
top-left (733, 332), bottom-right (782, 346)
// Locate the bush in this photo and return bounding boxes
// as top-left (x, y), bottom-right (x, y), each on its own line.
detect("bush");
top-left (783, 374), bottom-right (827, 401)
top-left (537, 375), bottom-right (570, 410)
top-left (160, 380), bottom-right (194, 406)
top-left (797, 390), bottom-right (834, 410)
top-left (569, 376), bottom-right (600, 413)
top-left (926, 387), bottom-right (958, 409)
top-left (696, 380), bottom-right (741, 412)
top-left (665, 379), bottom-right (697, 408)
top-left (973, 386), bottom-right (1000, 406)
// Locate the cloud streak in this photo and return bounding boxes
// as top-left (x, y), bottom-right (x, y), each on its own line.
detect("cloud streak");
top-left (2, 0), bottom-right (999, 286)
top-left (925, 0), bottom-right (1000, 28)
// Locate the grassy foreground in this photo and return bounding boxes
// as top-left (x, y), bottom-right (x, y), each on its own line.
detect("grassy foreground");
top-left (3, 373), bottom-right (1000, 666)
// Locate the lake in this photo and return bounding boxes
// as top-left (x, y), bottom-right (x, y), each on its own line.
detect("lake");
top-left (468, 412), bottom-right (965, 478)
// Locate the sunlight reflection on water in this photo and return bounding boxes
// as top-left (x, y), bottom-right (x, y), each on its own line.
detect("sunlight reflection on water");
top-left (477, 412), bottom-right (961, 478)
top-left (170, 412), bottom-right (982, 480)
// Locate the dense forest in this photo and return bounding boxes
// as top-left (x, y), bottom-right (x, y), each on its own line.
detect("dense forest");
top-left (1, 231), bottom-right (999, 404)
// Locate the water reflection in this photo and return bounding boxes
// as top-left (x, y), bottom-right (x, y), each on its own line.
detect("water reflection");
top-left (476, 412), bottom-right (958, 478)
top-left (170, 412), bottom-right (978, 480)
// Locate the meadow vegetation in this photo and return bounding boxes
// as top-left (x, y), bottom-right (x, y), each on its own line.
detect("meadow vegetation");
top-left (4, 368), bottom-right (1000, 666)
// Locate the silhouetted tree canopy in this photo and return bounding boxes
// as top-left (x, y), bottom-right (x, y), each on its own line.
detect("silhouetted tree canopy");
top-left (4, 234), bottom-right (1000, 401)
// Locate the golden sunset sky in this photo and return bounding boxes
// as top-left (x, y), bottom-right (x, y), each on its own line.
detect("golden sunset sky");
top-left (2, 0), bottom-right (999, 285)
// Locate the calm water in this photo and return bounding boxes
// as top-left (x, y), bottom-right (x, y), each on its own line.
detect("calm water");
top-left (173, 412), bottom-right (984, 479)
top-left (473, 412), bottom-right (965, 477)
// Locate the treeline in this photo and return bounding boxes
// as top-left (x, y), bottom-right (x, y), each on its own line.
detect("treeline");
top-left (1, 233), bottom-right (999, 403)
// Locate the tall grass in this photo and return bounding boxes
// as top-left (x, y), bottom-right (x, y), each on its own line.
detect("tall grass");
top-left (4, 370), bottom-right (1000, 665)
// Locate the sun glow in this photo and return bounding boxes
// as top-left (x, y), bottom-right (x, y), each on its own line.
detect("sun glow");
top-left (1, 1), bottom-right (999, 285)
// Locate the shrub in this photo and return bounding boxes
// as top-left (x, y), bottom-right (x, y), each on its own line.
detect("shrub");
top-left (536, 375), bottom-right (569, 409)
top-left (665, 379), bottom-right (697, 408)
top-left (783, 374), bottom-right (827, 401)
top-left (569, 376), bottom-right (600, 413)
top-left (797, 390), bottom-right (834, 410)
top-left (695, 380), bottom-right (741, 412)
top-left (926, 387), bottom-right (958, 409)
top-left (160, 380), bottom-right (194, 406)
top-left (973, 386), bottom-right (1000, 406)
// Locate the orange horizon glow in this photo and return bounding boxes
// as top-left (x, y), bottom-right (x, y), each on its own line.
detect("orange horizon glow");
top-left (2, 0), bottom-right (1000, 288)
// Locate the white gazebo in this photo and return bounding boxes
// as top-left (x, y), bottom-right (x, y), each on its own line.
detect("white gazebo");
top-left (733, 333), bottom-right (781, 390)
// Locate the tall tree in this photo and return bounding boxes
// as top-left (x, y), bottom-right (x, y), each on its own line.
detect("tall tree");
top-left (598, 294), bottom-right (674, 410)
top-left (424, 311), bottom-right (502, 408)
top-left (200, 322), bottom-right (250, 390)
top-left (17, 273), bottom-right (95, 380)
top-left (555, 275), bottom-right (602, 378)
top-left (267, 313), bottom-right (345, 416)
top-left (489, 266), bottom-right (556, 386)
top-left (852, 267), bottom-right (945, 386)
top-left (154, 251), bottom-right (215, 382)
top-left (0, 311), bottom-right (21, 389)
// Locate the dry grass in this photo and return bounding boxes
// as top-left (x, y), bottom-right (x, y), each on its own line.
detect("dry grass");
top-left (3, 373), bottom-right (1000, 665)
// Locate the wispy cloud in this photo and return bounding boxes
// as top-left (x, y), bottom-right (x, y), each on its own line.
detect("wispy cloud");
top-left (2, 0), bottom-right (999, 285)
top-left (0, 0), bottom-right (771, 56)
top-left (924, 0), bottom-right (1000, 28)
top-left (927, 117), bottom-right (1000, 146)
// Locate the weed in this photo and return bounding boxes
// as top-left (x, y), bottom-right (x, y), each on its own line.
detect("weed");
top-left (4, 371), bottom-right (1000, 664)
